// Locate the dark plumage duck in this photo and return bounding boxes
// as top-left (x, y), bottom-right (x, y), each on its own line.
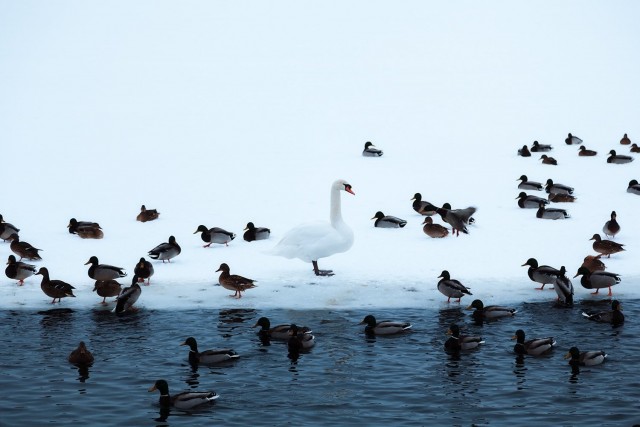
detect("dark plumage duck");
top-left (181, 336), bottom-right (239, 365)
top-left (517, 145), bottom-right (531, 157)
top-left (573, 266), bottom-right (621, 296)
top-left (92, 279), bottom-right (122, 304)
top-left (362, 141), bottom-right (383, 157)
top-left (517, 175), bottom-right (543, 191)
top-left (620, 133), bottom-right (631, 145)
top-left (133, 257), bottom-right (154, 284)
top-left (5, 255), bottom-right (36, 285)
top-left (536, 201), bottom-right (569, 219)
top-left (512, 329), bottom-right (556, 356)
top-left (85, 256), bottom-right (126, 281)
top-left (530, 140), bottom-right (553, 152)
top-left (578, 145), bottom-right (597, 156)
top-left (466, 299), bottom-right (516, 320)
top-left (35, 267), bottom-right (75, 303)
top-left (136, 205), bottom-right (159, 222)
top-left (359, 314), bottom-right (411, 336)
top-left (67, 218), bottom-right (103, 239)
top-left (411, 193), bottom-right (438, 216)
top-left (9, 234), bottom-right (42, 261)
top-left (444, 324), bottom-right (484, 352)
top-left (548, 193), bottom-right (577, 203)
top-left (564, 347), bottom-right (606, 367)
top-left (630, 143), bottom-right (640, 153)
top-left (253, 317), bottom-right (312, 340)
top-left (371, 211), bottom-right (407, 228)
top-left (545, 179), bottom-right (574, 195)
top-left (149, 379), bottom-right (218, 409)
top-left (602, 211), bottom-right (620, 238)
top-left (565, 133), bottom-right (583, 145)
top-left (554, 266), bottom-right (574, 306)
top-left (114, 275), bottom-right (141, 314)
top-left (582, 300), bottom-right (624, 326)
top-left (0, 214), bottom-right (20, 241)
top-left (607, 149), bottom-right (633, 164)
top-left (243, 222), bottom-right (271, 242)
top-left (539, 154), bottom-right (557, 165)
top-left (521, 258), bottom-right (562, 290)
top-left (590, 233), bottom-right (624, 258)
top-left (68, 341), bottom-right (94, 365)
top-left (216, 263), bottom-right (256, 298)
top-left (422, 217), bottom-right (449, 238)
top-left (148, 235), bottom-right (181, 262)
top-left (194, 225), bottom-right (235, 247)
top-left (442, 203), bottom-right (475, 225)
top-left (437, 270), bottom-right (472, 303)
top-left (516, 192), bottom-right (548, 209)
top-left (627, 179), bottom-right (640, 195)
top-left (288, 324), bottom-right (315, 349)
top-left (436, 204), bottom-right (476, 236)
top-left (581, 255), bottom-right (606, 273)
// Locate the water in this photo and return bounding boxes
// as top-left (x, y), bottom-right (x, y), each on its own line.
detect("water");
top-left (1, 299), bottom-right (639, 426)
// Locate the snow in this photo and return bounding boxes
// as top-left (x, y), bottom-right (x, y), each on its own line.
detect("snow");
top-left (1, 1), bottom-right (639, 310)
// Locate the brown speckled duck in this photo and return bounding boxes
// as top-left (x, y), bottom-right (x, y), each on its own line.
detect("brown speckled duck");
top-left (36, 267), bottom-right (75, 303)
top-left (68, 218), bottom-right (103, 239)
top-left (243, 222), bottom-right (271, 242)
top-left (148, 236), bottom-right (181, 262)
top-left (133, 257), bottom-right (154, 284)
top-left (216, 263), bottom-right (256, 298)
top-left (517, 145), bottom-right (531, 157)
top-left (9, 233), bottom-right (42, 261)
top-left (581, 255), bottom-right (606, 273)
top-left (93, 280), bottom-right (122, 304)
top-left (0, 214), bottom-right (20, 241)
top-left (620, 133), bottom-right (631, 145)
top-left (422, 217), bottom-right (449, 238)
top-left (602, 211), bottom-right (620, 238)
top-left (590, 233), bottom-right (624, 258)
top-left (630, 143), bottom-right (640, 153)
top-left (578, 145), bottom-right (597, 156)
top-left (540, 154), bottom-right (557, 165)
top-left (548, 193), bottom-right (577, 203)
top-left (136, 205), bottom-right (159, 222)
top-left (68, 341), bottom-right (94, 366)
top-left (5, 255), bottom-right (37, 285)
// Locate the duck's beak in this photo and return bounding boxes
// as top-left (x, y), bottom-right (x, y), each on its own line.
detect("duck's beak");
top-left (465, 305), bottom-right (473, 310)
top-left (563, 352), bottom-right (571, 360)
top-left (148, 385), bottom-right (157, 392)
top-left (84, 260), bottom-right (91, 265)
top-left (520, 261), bottom-right (528, 267)
top-left (179, 341), bottom-right (187, 346)
top-left (510, 335), bottom-right (517, 340)
top-left (446, 329), bottom-right (452, 336)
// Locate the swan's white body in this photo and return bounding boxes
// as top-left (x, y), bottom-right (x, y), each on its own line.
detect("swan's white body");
top-left (271, 179), bottom-right (354, 275)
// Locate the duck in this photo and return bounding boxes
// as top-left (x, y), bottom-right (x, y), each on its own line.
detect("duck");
top-left (521, 258), bottom-right (563, 290)
top-left (270, 179), bottom-right (354, 276)
top-left (411, 193), bottom-right (438, 216)
top-left (136, 205), bottom-right (159, 222)
top-left (564, 347), bottom-right (607, 367)
top-left (67, 218), bottom-right (103, 239)
top-left (35, 267), bottom-right (75, 303)
top-left (573, 266), bottom-right (621, 296)
top-left (435, 205), bottom-right (476, 236)
top-left (359, 314), bottom-right (411, 336)
top-left (607, 149), bottom-right (634, 164)
top-left (578, 145), bottom-right (597, 156)
top-left (362, 141), bottom-right (383, 157)
top-left (517, 175), bottom-right (543, 191)
top-left (581, 255), bottom-right (606, 272)
top-left (437, 270), bottom-right (472, 303)
top-left (444, 324), bottom-right (484, 352)
top-left (194, 225), bottom-right (236, 247)
top-left (84, 256), bottom-right (127, 281)
top-left (5, 255), bottom-right (36, 285)
top-left (253, 317), bottom-right (312, 340)
top-left (9, 233), bottom-right (42, 261)
top-left (0, 214), bottom-right (20, 241)
top-left (180, 337), bottom-right (240, 365)
top-left (630, 143), bottom-right (640, 153)
top-left (530, 140), bottom-right (553, 152)
top-left (133, 257), bottom-right (154, 284)
top-left (92, 279), bottom-right (122, 304)
top-left (602, 211), bottom-right (620, 238)
top-left (288, 324), bottom-right (315, 349)
top-left (620, 133), bottom-right (631, 145)
top-left (114, 275), bottom-right (142, 314)
top-left (554, 266), bottom-right (574, 306)
top-left (371, 211), bottom-right (407, 228)
top-left (627, 179), bottom-right (640, 195)
top-left (539, 154), bottom-right (557, 165)
top-left (590, 233), bottom-right (624, 258)
top-left (243, 222), bottom-right (271, 242)
top-left (422, 217), bottom-right (449, 238)
top-left (216, 263), bottom-right (256, 298)
top-left (517, 145), bottom-right (531, 157)
top-left (536, 201), bottom-right (569, 220)
top-left (466, 299), bottom-right (516, 320)
top-left (68, 341), bottom-right (94, 365)
top-left (148, 236), bottom-right (181, 262)
top-left (512, 329), bottom-right (556, 356)
top-left (516, 192), bottom-right (548, 209)
top-left (148, 379), bottom-right (218, 409)
top-left (582, 299), bottom-right (624, 326)
top-left (441, 203), bottom-right (475, 225)
top-left (548, 193), bottom-right (577, 203)
top-left (565, 133), bottom-right (583, 145)
top-left (545, 179), bottom-right (574, 195)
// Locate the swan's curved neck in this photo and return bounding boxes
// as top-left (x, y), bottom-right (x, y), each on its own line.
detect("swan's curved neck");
top-left (330, 187), bottom-right (343, 226)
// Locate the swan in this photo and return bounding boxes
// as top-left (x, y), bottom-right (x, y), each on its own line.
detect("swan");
top-left (270, 179), bottom-right (354, 276)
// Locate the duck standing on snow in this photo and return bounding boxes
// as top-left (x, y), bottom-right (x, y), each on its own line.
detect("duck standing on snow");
top-left (270, 179), bottom-right (354, 276)
top-left (9, 234), bottom-right (42, 261)
top-left (85, 256), bottom-right (127, 281)
top-left (0, 214), bottom-right (20, 241)
top-left (180, 337), bottom-right (240, 365)
top-left (194, 225), bottom-right (236, 247)
top-left (5, 255), bottom-right (36, 285)
top-left (148, 379), bottom-right (218, 409)
top-left (93, 279), bottom-right (122, 304)
top-left (136, 205), bottom-right (159, 222)
top-left (517, 175), bottom-right (543, 191)
top-left (216, 263), bottom-right (256, 298)
top-left (620, 133), bottom-right (631, 145)
top-left (582, 300), bottom-right (624, 326)
top-left (35, 267), bottom-right (75, 303)
top-left (362, 141), bottom-right (383, 157)
top-left (133, 257), bottom-right (154, 284)
top-left (243, 222), bottom-right (271, 242)
top-left (607, 150), bottom-right (634, 164)
top-left (590, 233), bottom-right (625, 258)
top-left (148, 236), bottom-right (181, 262)
top-left (536, 201), bottom-right (569, 220)
top-left (436, 204), bottom-right (476, 236)
top-left (359, 314), bottom-right (411, 336)
top-left (565, 133), bottom-right (583, 145)
top-left (517, 145), bottom-right (531, 157)
top-left (411, 193), bottom-right (438, 216)
top-left (516, 192), bottom-right (548, 209)
top-left (530, 141), bottom-right (553, 152)
top-left (554, 266), bottom-right (574, 306)
top-left (371, 211), bottom-right (407, 228)
top-left (512, 329), bottom-right (556, 356)
top-left (627, 179), bottom-right (640, 195)
top-left (437, 270), bottom-right (472, 303)
top-left (573, 266), bottom-right (621, 296)
top-left (521, 258), bottom-right (563, 290)
top-left (581, 255), bottom-right (606, 272)
top-left (602, 211), bottom-right (620, 238)
top-left (444, 324), bottom-right (484, 352)
top-left (422, 217), bottom-right (449, 238)
top-left (114, 275), bottom-right (142, 314)
top-left (67, 218), bottom-right (103, 239)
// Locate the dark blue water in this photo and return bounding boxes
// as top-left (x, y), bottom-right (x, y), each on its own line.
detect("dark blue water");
top-left (1, 299), bottom-right (639, 426)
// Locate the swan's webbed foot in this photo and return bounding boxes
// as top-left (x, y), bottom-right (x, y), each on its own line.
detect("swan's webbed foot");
top-left (315, 270), bottom-right (334, 277)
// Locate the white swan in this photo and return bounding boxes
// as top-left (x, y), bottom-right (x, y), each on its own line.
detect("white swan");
top-left (270, 179), bottom-right (355, 276)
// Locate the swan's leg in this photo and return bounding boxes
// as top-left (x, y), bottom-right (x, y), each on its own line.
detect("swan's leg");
top-left (312, 261), bottom-right (334, 276)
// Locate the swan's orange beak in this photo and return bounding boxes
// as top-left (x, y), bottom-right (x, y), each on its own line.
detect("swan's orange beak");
top-left (345, 186), bottom-right (355, 195)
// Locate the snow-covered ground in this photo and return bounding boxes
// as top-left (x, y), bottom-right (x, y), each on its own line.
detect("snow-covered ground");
top-left (1, 1), bottom-right (639, 310)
